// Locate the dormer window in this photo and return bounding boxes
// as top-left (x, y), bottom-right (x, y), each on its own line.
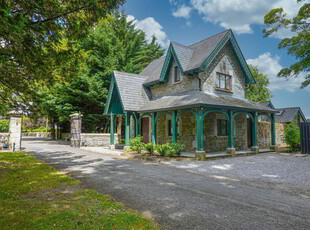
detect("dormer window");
top-left (216, 73), bottom-right (232, 91)
top-left (174, 66), bottom-right (180, 83)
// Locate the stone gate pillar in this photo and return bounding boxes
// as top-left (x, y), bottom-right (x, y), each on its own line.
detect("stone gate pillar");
top-left (8, 111), bottom-right (23, 151)
top-left (70, 113), bottom-right (83, 147)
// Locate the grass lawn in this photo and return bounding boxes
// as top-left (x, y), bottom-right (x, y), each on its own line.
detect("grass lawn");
top-left (0, 152), bottom-right (158, 230)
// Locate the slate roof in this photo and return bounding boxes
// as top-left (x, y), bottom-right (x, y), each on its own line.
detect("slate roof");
top-left (113, 71), bottom-right (150, 111)
top-left (141, 30), bottom-right (230, 85)
top-left (258, 101), bottom-right (275, 109)
top-left (141, 56), bottom-right (165, 84)
top-left (275, 107), bottom-right (307, 123)
top-left (139, 90), bottom-right (276, 113)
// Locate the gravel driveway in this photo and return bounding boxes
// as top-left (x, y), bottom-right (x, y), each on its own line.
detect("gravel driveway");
top-left (162, 153), bottom-right (310, 193)
top-left (23, 139), bottom-right (310, 230)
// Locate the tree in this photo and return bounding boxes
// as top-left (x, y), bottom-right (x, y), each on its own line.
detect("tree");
top-left (245, 65), bottom-right (273, 102)
top-left (284, 123), bottom-right (300, 152)
top-left (0, 0), bottom-right (124, 111)
top-left (264, 0), bottom-right (310, 88)
top-left (38, 13), bottom-right (164, 133)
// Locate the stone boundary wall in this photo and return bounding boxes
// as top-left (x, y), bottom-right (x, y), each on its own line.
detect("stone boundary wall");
top-left (80, 133), bottom-right (119, 147)
top-left (22, 132), bottom-right (51, 138)
top-left (0, 133), bottom-right (9, 143)
top-left (257, 122), bottom-right (286, 148)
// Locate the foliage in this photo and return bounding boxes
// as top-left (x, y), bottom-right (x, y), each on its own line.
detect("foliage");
top-left (130, 136), bottom-right (146, 153)
top-left (263, 0), bottom-right (310, 88)
top-left (245, 65), bottom-right (273, 102)
top-left (0, 151), bottom-right (158, 230)
top-left (0, 0), bottom-right (125, 111)
top-left (0, 120), bottom-right (9, 132)
top-left (145, 143), bottom-right (155, 154)
top-left (154, 143), bottom-right (185, 157)
top-left (284, 123), bottom-right (301, 152)
top-left (23, 126), bottom-right (51, 133)
top-left (38, 13), bottom-right (164, 132)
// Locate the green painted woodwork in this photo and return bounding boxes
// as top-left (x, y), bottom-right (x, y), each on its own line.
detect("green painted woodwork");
top-left (104, 74), bottom-right (125, 115)
top-left (172, 110), bottom-right (177, 143)
top-left (232, 111), bottom-right (254, 121)
top-left (152, 112), bottom-right (157, 145)
top-left (110, 114), bottom-right (114, 145)
top-left (271, 113), bottom-right (276, 146)
top-left (203, 109), bottom-right (229, 120)
top-left (185, 30), bottom-right (255, 85)
top-left (135, 113), bottom-right (141, 136)
top-left (252, 112), bottom-right (258, 147)
top-left (124, 112), bottom-right (130, 146)
top-left (195, 109), bottom-right (205, 151)
top-left (228, 110), bottom-right (233, 148)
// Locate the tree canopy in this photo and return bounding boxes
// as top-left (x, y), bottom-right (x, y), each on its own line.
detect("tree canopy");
top-left (264, 0), bottom-right (310, 88)
top-left (0, 0), bottom-right (124, 113)
top-left (38, 13), bottom-right (164, 132)
top-left (245, 65), bottom-right (273, 102)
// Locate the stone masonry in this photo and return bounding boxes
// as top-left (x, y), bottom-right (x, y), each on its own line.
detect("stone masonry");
top-left (8, 112), bottom-right (22, 151)
top-left (156, 111), bottom-right (247, 152)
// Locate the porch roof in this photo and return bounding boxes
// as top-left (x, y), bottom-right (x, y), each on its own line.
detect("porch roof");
top-left (138, 90), bottom-right (277, 113)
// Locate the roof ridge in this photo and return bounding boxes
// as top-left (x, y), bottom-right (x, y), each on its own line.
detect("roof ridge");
top-left (276, 107), bottom-right (300, 110)
top-left (188, 29), bottom-right (231, 47)
top-left (171, 41), bottom-right (192, 49)
top-left (113, 71), bottom-right (149, 78)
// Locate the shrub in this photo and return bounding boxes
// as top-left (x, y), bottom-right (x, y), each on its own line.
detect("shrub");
top-left (154, 143), bottom-right (185, 157)
top-left (145, 143), bottom-right (154, 154)
top-left (130, 136), bottom-right (145, 153)
top-left (0, 120), bottom-right (9, 132)
top-left (284, 123), bottom-right (300, 152)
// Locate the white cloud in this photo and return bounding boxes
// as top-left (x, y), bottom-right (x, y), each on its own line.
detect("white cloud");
top-left (189, 0), bottom-right (302, 36)
top-left (172, 4), bottom-right (192, 19)
top-left (126, 15), bottom-right (170, 48)
top-left (247, 53), bottom-right (308, 92)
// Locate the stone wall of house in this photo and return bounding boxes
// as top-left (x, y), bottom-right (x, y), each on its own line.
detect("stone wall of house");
top-left (150, 59), bottom-right (199, 99)
top-left (257, 122), bottom-right (271, 149)
top-left (276, 122), bottom-right (286, 146)
top-left (201, 43), bottom-right (245, 98)
top-left (80, 133), bottom-right (119, 147)
top-left (156, 111), bottom-right (247, 152)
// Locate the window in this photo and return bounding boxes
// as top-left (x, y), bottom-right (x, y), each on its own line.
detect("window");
top-left (174, 66), bottom-right (180, 83)
top-left (217, 119), bottom-right (228, 136)
top-left (216, 73), bottom-right (231, 90)
top-left (168, 119), bottom-right (180, 136)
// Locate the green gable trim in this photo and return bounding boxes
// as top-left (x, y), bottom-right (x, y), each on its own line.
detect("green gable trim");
top-left (104, 73), bottom-right (125, 115)
top-left (159, 43), bottom-right (184, 82)
top-left (184, 30), bottom-right (256, 85)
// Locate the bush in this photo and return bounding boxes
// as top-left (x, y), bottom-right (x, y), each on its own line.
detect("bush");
top-left (130, 136), bottom-right (145, 153)
top-left (284, 123), bottom-right (300, 152)
top-left (0, 120), bottom-right (9, 132)
top-left (154, 143), bottom-right (185, 157)
top-left (145, 143), bottom-right (154, 154)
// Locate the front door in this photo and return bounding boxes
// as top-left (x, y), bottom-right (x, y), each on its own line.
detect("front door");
top-left (247, 118), bottom-right (252, 148)
top-left (141, 117), bottom-right (149, 143)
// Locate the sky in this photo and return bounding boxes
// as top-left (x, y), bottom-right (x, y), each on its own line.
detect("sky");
top-left (121, 0), bottom-right (309, 119)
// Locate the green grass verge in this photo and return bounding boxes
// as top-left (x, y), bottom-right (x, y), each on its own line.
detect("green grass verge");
top-left (0, 152), bottom-right (158, 230)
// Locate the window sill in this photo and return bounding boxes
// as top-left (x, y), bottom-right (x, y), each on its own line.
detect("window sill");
top-left (215, 88), bottom-right (233, 94)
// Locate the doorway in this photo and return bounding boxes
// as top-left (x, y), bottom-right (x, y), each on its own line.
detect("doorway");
top-left (141, 117), bottom-right (149, 143)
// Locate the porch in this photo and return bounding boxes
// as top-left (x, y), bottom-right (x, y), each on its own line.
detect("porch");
top-left (107, 106), bottom-right (277, 160)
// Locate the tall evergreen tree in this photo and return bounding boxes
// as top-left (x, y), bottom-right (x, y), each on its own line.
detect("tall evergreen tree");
top-left (38, 13), bottom-right (164, 132)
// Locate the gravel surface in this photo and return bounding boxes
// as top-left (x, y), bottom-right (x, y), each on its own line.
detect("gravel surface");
top-left (23, 139), bottom-right (310, 230)
top-left (162, 153), bottom-right (310, 192)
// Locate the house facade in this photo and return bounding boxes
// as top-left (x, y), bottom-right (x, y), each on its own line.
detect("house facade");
top-left (105, 30), bottom-right (277, 159)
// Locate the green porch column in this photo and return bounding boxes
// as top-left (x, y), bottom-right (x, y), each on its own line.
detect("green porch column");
top-left (110, 114), bottom-right (115, 145)
top-left (136, 113), bottom-right (141, 137)
top-left (251, 112), bottom-right (259, 152)
top-left (152, 112), bottom-right (157, 145)
top-left (125, 112), bottom-right (130, 146)
top-left (172, 110), bottom-right (177, 144)
top-left (271, 113), bottom-right (276, 146)
top-left (228, 110), bottom-right (233, 148)
top-left (195, 110), bottom-right (205, 151)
